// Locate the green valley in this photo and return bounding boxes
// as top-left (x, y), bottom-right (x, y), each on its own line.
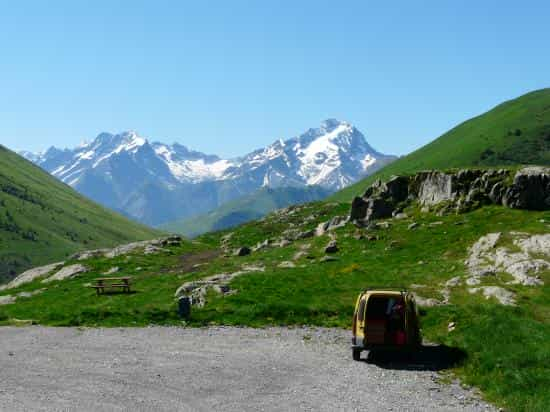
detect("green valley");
top-left (160, 185), bottom-right (331, 237)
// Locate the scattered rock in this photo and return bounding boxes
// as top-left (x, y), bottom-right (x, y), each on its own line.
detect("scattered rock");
top-left (445, 277), bottom-right (462, 288)
top-left (465, 277), bottom-right (481, 286)
top-left (42, 264), bottom-right (88, 283)
top-left (415, 296), bottom-right (442, 307)
top-left (278, 261), bottom-right (296, 269)
top-left (104, 267), bottom-right (120, 275)
top-left (514, 234), bottom-right (550, 255)
top-left (162, 236), bottom-right (182, 247)
top-left (319, 256), bottom-right (338, 263)
top-left (408, 222), bottom-right (419, 230)
top-left (466, 232), bottom-right (548, 286)
top-left (324, 240), bottom-right (339, 254)
top-left (0, 295), bottom-right (16, 305)
top-left (70, 237), bottom-right (176, 261)
top-left (213, 284), bottom-right (231, 294)
top-left (448, 322), bottom-right (456, 332)
top-left (252, 239), bottom-right (271, 252)
top-left (234, 247), bottom-right (251, 257)
top-left (469, 286), bottom-right (516, 306)
top-left (16, 289), bottom-right (46, 298)
top-left (0, 261), bottom-right (64, 291)
top-left (174, 265), bottom-right (265, 305)
top-left (144, 244), bottom-right (167, 255)
top-left (293, 251), bottom-right (308, 261)
top-left (315, 216), bottom-right (348, 236)
top-left (296, 229), bottom-right (315, 239)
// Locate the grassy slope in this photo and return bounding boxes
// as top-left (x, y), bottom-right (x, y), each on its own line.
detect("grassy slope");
top-left (1, 199), bottom-right (548, 411)
top-left (332, 88), bottom-right (550, 202)
top-left (0, 145), bottom-right (161, 282)
top-left (159, 185), bottom-right (330, 237)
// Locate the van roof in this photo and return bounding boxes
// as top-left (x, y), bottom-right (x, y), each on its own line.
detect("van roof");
top-left (361, 290), bottom-right (407, 298)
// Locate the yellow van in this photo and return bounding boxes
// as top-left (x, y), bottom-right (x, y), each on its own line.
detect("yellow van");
top-left (351, 289), bottom-right (421, 361)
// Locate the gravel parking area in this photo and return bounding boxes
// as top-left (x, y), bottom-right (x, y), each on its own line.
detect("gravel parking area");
top-left (0, 326), bottom-right (494, 411)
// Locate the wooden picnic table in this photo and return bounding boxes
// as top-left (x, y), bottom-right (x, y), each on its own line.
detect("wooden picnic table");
top-left (91, 276), bottom-right (132, 295)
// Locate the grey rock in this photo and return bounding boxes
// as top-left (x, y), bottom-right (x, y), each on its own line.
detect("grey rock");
top-left (503, 167), bottom-right (550, 210)
top-left (418, 172), bottom-right (455, 206)
top-left (213, 284), bottom-right (231, 294)
top-left (468, 286), bottom-right (516, 306)
top-left (324, 240), bottom-right (339, 254)
top-left (415, 296), bottom-right (442, 307)
top-left (0, 295), bottom-right (16, 305)
top-left (296, 229), bottom-right (315, 239)
top-left (0, 262), bottom-right (64, 291)
top-left (277, 239), bottom-right (293, 248)
top-left (234, 247), bottom-right (251, 257)
top-left (319, 255), bottom-right (338, 263)
top-left (42, 264), bottom-right (88, 283)
top-left (408, 222), bottom-right (419, 230)
top-left (252, 239), bottom-right (271, 252)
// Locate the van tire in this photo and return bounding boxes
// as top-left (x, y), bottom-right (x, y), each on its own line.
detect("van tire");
top-left (352, 348), bottom-right (361, 361)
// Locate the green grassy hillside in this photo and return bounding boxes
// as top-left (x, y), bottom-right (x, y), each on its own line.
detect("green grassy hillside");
top-left (159, 185), bottom-right (331, 237)
top-left (333, 88), bottom-right (550, 202)
top-left (0, 145), bottom-right (161, 282)
top-left (1, 198), bottom-right (548, 411)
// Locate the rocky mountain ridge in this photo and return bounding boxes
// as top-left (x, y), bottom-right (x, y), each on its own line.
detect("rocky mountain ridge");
top-left (21, 120), bottom-right (396, 225)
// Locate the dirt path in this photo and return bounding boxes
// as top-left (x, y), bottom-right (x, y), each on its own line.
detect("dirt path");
top-left (0, 326), bottom-right (495, 411)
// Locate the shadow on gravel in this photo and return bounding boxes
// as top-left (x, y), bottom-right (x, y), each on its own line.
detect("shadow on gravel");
top-left (363, 345), bottom-right (466, 371)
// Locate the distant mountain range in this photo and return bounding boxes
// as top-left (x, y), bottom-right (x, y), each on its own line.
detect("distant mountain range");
top-left (20, 119), bottom-right (396, 226)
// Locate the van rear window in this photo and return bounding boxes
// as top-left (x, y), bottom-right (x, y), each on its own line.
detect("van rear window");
top-left (357, 299), bottom-right (366, 321)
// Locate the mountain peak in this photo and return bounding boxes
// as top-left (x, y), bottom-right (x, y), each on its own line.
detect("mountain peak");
top-left (320, 118), bottom-right (351, 132)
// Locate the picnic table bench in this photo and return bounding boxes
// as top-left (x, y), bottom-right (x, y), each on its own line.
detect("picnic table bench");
top-left (91, 277), bottom-right (132, 295)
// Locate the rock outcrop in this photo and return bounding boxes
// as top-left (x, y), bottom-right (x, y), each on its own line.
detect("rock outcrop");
top-left (0, 262), bottom-right (64, 291)
top-left (42, 264), bottom-right (88, 283)
top-left (174, 265), bottom-right (265, 307)
top-left (350, 167), bottom-right (549, 223)
top-left (465, 232), bottom-right (549, 286)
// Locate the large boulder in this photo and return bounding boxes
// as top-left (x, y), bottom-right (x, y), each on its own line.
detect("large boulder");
top-left (502, 167), bottom-right (550, 210)
top-left (0, 261), bottom-right (64, 290)
top-left (42, 264), bottom-right (88, 283)
top-left (418, 171), bottom-right (455, 206)
top-left (384, 175), bottom-right (410, 203)
top-left (350, 197), bottom-right (369, 221)
top-left (365, 197), bottom-right (394, 221)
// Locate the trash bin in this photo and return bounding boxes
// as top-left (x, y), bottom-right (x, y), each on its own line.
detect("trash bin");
top-left (178, 296), bottom-right (191, 320)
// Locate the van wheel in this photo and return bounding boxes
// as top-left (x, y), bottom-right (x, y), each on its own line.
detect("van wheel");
top-left (352, 348), bottom-right (361, 361)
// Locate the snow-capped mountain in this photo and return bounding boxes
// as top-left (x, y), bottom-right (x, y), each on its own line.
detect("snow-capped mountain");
top-left (21, 119), bottom-right (396, 225)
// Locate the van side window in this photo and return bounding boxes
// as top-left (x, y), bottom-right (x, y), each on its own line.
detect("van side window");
top-left (357, 299), bottom-right (366, 322)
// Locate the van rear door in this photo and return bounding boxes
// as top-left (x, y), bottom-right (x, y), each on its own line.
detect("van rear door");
top-left (353, 297), bottom-right (367, 344)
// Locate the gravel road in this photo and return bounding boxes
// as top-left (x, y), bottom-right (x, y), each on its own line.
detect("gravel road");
top-left (0, 326), bottom-right (495, 411)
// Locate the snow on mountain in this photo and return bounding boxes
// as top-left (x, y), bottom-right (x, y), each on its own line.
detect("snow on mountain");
top-left (20, 119), bottom-right (396, 225)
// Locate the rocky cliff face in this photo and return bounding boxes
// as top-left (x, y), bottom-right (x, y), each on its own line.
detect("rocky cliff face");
top-left (350, 166), bottom-right (550, 222)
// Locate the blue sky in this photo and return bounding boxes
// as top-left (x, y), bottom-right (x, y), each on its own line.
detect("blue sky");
top-left (1, 1), bottom-right (549, 157)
